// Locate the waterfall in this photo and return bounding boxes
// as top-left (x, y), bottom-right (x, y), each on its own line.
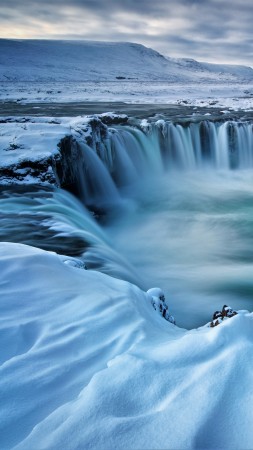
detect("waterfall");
top-left (156, 120), bottom-right (252, 171)
top-left (104, 126), bottom-right (164, 184)
top-left (56, 119), bottom-right (253, 210)
top-left (2, 117), bottom-right (253, 326)
top-left (76, 142), bottom-right (121, 210)
top-left (234, 123), bottom-right (253, 168)
top-left (0, 186), bottom-right (141, 286)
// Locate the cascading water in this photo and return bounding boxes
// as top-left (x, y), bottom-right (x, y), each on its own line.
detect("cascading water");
top-left (58, 119), bottom-right (253, 208)
top-left (71, 118), bottom-right (253, 327)
top-left (0, 185), bottom-right (140, 285)
top-left (152, 120), bottom-right (253, 171)
top-left (2, 118), bottom-right (253, 327)
top-left (76, 141), bottom-right (121, 209)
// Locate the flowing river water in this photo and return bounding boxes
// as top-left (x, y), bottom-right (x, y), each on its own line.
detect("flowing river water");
top-left (1, 110), bottom-right (253, 328)
top-left (106, 169), bottom-right (253, 327)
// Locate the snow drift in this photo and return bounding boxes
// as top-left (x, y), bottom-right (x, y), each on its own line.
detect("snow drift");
top-left (0, 243), bottom-right (252, 449)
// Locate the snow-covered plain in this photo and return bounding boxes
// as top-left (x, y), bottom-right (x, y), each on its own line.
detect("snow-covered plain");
top-left (1, 39), bottom-right (253, 450)
top-left (1, 80), bottom-right (253, 111)
top-left (0, 40), bottom-right (253, 110)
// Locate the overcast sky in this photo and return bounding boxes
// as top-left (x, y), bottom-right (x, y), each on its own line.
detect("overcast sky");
top-left (1, 0), bottom-right (252, 65)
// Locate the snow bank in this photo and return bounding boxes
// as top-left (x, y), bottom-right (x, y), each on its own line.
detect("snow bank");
top-left (0, 118), bottom-right (72, 185)
top-left (0, 114), bottom-right (127, 169)
top-left (0, 114), bottom-right (127, 185)
top-left (0, 242), bottom-right (252, 449)
top-left (0, 119), bottom-right (68, 165)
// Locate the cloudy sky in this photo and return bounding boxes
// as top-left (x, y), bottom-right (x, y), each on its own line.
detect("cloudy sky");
top-left (1, 0), bottom-right (252, 65)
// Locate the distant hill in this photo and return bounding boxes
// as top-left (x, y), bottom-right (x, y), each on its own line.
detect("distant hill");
top-left (166, 56), bottom-right (253, 82)
top-left (0, 39), bottom-right (252, 83)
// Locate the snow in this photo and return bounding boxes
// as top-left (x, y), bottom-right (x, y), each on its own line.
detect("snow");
top-left (1, 39), bottom-right (253, 449)
top-left (0, 114), bottom-right (127, 185)
top-left (1, 81), bottom-right (253, 111)
top-left (0, 242), bottom-right (252, 449)
top-left (168, 56), bottom-right (253, 79)
top-left (147, 287), bottom-right (176, 324)
top-left (0, 40), bottom-right (253, 110)
top-left (0, 119), bottom-right (69, 168)
top-left (1, 39), bottom-right (252, 83)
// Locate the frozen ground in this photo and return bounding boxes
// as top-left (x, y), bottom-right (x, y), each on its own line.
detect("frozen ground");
top-left (0, 40), bottom-right (253, 111)
top-left (0, 242), bottom-right (252, 450)
top-left (1, 81), bottom-right (253, 111)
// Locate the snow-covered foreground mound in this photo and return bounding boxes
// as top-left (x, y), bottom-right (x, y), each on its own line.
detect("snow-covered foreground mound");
top-left (0, 243), bottom-right (252, 449)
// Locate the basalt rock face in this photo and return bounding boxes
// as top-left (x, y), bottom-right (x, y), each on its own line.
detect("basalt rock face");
top-left (0, 115), bottom-right (115, 190)
top-left (54, 118), bottom-right (111, 202)
top-left (0, 156), bottom-right (56, 185)
top-left (53, 136), bottom-right (81, 194)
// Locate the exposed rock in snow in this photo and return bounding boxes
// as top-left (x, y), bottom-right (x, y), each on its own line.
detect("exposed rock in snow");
top-left (0, 115), bottom-right (127, 187)
top-left (0, 118), bottom-right (69, 185)
top-left (96, 112), bottom-right (128, 125)
top-left (147, 287), bottom-right (176, 324)
top-left (210, 305), bottom-right (238, 327)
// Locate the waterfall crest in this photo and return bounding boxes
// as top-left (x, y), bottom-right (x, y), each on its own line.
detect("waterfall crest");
top-left (60, 120), bottom-right (253, 208)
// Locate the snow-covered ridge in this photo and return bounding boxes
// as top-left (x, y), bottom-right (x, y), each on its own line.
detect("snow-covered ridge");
top-left (0, 242), bottom-right (252, 449)
top-left (0, 39), bottom-right (252, 83)
top-left (168, 56), bottom-right (253, 80)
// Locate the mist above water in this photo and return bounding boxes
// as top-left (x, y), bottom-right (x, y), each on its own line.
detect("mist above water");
top-left (106, 169), bottom-right (253, 328)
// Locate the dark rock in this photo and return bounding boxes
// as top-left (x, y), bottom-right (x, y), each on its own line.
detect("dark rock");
top-left (222, 304), bottom-right (238, 318)
top-left (210, 305), bottom-right (238, 327)
top-left (213, 310), bottom-right (223, 320)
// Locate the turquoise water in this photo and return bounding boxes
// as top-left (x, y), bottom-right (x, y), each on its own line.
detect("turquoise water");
top-left (106, 170), bottom-right (253, 328)
top-left (1, 169), bottom-right (253, 328)
top-left (1, 118), bottom-right (253, 328)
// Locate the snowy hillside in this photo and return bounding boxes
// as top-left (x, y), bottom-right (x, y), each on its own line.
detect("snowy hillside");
top-left (0, 39), bottom-right (252, 83)
top-left (168, 56), bottom-right (253, 80)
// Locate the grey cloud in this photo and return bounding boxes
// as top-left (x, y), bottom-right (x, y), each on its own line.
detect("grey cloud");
top-left (1, 0), bottom-right (253, 66)
top-left (0, 0), bottom-right (166, 16)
